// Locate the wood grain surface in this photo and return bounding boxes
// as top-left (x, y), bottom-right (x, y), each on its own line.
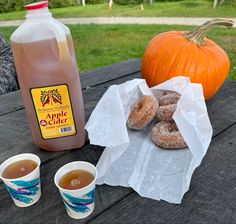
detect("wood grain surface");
top-left (0, 59), bottom-right (235, 224)
top-left (89, 124), bottom-right (236, 224)
top-left (0, 59), bottom-right (140, 116)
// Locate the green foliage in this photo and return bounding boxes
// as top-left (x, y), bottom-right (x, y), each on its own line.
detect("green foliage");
top-left (114, 0), bottom-right (148, 4)
top-left (155, 0), bottom-right (183, 1)
top-left (48, 0), bottom-right (77, 8)
top-left (0, 0), bottom-right (235, 17)
top-left (0, 0), bottom-right (30, 13)
top-left (114, 0), bottom-right (183, 4)
top-left (0, 0), bottom-right (77, 13)
top-left (222, 0), bottom-right (236, 6)
top-left (180, 1), bottom-right (202, 7)
top-left (86, 0), bottom-right (107, 3)
top-left (205, 0), bottom-right (236, 6)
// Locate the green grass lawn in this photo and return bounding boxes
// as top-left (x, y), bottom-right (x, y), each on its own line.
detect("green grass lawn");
top-left (0, 1), bottom-right (236, 20)
top-left (1, 24), bottom-right (235, 79)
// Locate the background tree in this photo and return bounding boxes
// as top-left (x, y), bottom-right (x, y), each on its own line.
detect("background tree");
top-left (213, 0), bottom-right (218, 8)
top-left (213, 0), bottom-right (226, 8)
top-left (109, 0), bottom-right (113, 10)
top-left (140, 0), bottom-right (144, 11)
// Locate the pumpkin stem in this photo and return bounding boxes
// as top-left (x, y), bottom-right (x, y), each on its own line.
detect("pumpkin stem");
top-left (185, 19), bottom-right (233, 45)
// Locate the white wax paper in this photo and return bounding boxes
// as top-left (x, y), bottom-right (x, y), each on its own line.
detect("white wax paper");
top-left (85, 77), bottom-right (213, 204)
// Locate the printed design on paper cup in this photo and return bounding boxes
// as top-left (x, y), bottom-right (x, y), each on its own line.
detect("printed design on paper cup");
top-left (62, 189), bottom-right (95, 213)
top-left (5, 178), bottom-right (40, 204)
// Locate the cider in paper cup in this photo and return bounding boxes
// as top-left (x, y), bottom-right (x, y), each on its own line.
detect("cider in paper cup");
top-left (54, 161), bottom-right (97, 219)
top-left (0, 153), bottom-right (41, 207)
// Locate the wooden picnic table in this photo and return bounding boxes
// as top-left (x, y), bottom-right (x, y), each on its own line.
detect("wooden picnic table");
top-left (0, 59), bottom-right (236, 224)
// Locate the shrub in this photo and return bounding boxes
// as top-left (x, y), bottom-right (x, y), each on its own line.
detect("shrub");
top-left (206, 0), bottom-right (236, 6)
top-left (0, 0), bottom-right (78, 13)
top-left (113, 0), bottom-right (183, 4)
top-left (155, 0), bottom-right (183, 1)
top-left (113, 0), bottom-right (149, 4)
top-left (0, 0), bottom-right (31, 13)
top-left (49, 0), bottom-right (77, 8)
top-left (222, 0), bottom-right (236, 6)
top-left (86, 0), bottom-right (107, 3)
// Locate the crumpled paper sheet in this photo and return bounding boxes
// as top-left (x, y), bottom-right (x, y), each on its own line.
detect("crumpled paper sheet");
top-left (85, 77), bottom-right (213, 204)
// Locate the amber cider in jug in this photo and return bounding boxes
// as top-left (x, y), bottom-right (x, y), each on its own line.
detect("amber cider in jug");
top-left (11, 1), bottom-right (85, 151)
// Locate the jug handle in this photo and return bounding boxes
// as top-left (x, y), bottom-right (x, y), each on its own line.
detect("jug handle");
top-left (44, 21), bottom-right (70, 62)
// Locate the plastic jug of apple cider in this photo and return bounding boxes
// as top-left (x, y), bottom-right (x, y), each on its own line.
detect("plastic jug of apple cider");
top-left (10, 1), bottom-right (85, 151)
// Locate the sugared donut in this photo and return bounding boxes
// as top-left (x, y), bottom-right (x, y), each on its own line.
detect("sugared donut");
top-left (156, 104), bottom-right (177, 121)
top-left (127, 95), bottom-right (159, 130)
top-left (151, 121), bottom-right (187, 149)
top-left (159, 92), bottom-right (181, 106)
top-left (153, 90), bottom-right (176, 100)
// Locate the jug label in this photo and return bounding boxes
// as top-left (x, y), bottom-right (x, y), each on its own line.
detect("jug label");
top-left (30, 84), bottom-right (76, 139)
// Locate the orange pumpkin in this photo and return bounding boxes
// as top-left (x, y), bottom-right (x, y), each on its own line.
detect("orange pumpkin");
top-left (141, 19), bottom-right (233, 100)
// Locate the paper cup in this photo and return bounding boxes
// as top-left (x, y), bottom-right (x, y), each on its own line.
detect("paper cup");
top-left (0, 153), bottom-right (41, 207)
top-left (54, 161), bottom-right (97, 219)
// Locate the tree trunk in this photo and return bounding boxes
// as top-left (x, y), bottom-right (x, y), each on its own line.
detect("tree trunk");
top-left (213, 0), bottom-right (218, 8)
top-left (109, 0), bottom-right (113, 11)
top-left (149, 0), bottom-right (153, 4)
top-left (140, 3), bottom-right (144, 11)
top-left (219, 0), bottom-right (225, 5)
top-left (82, 0), bottom-right (86, 6)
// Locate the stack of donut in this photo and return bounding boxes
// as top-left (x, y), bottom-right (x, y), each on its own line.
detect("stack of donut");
top-left (127, 90), bottom-right (187, 149)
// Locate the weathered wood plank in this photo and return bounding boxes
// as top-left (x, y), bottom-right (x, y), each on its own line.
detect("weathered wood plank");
top-left (87, 123), bottom-right (236, 224)
top-left (1, 75), bottom-right (235, 165)
top-left (207, 80), bottom-right (236, 135)
top-left (0, 64), bottom-right (141, 219)
top-left (0, 82), bottom-right (235, 224)
top-left (0, 144), bottom-right (133, 224)
top-left (0, 76), bottom-right (236, 175)
top-left (0, 59), bottom-right (140, 116)
top-left (0, 74), bottom-right (235, 133)
top-left (1, 108), bottom-right (235, 224)
top-left (0, 65), bottom-right (236, 224)
top-left (0, 90), bottom-right (23, 116)
top-left (0, 72), bottom-right (139, 165)
top-left (80, 58), bottom-right (140, 88)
